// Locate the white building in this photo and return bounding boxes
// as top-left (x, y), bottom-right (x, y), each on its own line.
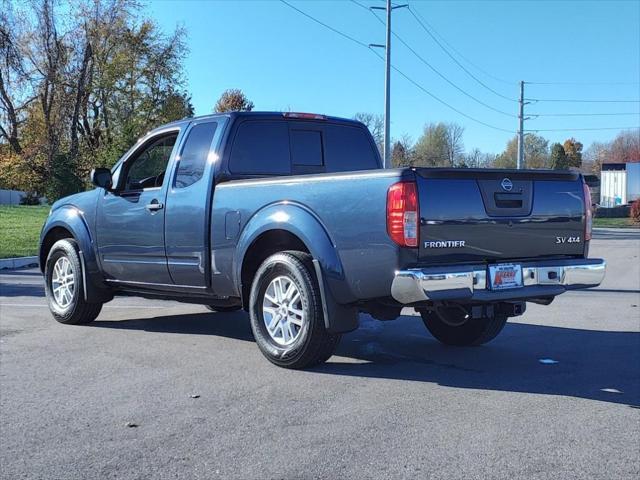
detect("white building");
top-left (600, 162), bottom-right (640, 207)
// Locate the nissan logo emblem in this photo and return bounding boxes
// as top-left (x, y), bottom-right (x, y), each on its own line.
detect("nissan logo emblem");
top-left (501, 178), bottom-right (513, 192)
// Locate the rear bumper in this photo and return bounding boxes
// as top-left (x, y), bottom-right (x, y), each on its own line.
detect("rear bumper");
top-left (391, 258), bottom-right (606, 304)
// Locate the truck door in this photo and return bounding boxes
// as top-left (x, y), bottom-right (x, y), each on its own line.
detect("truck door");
top-left (164, 119), bottom-right (224, 287)
top-left (95, 129), bottom-right (180, 284)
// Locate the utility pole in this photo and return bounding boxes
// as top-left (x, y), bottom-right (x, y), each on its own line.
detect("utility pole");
top-left (371, 1), bottom-right (407, 168)
top-left (383, 0), bottom-right (391, 169)
top-left (517, 80), bottom-right (525, 169)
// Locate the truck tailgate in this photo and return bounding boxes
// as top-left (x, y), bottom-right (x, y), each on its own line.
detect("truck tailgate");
top-left (415, 169), bottom-right (586, 264)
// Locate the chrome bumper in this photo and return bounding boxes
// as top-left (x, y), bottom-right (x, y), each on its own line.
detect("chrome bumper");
top-left (391, 259), bottom-right (606, 304)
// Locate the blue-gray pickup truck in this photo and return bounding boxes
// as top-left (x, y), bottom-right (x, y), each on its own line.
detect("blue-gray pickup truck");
top-left (39, 112), bottom-right (606, 368)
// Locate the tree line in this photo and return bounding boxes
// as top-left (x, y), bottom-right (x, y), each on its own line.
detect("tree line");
top-left (355, 113), bottom-right (639, 173)
top-left (0, 0), bottom-right (193, 201)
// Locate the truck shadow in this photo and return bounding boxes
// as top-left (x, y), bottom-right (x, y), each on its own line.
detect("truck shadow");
top-left (90, 311), bottom-right (255, 342)
top-left (319, 315), bottom-right (640, 407)
top-left (89, 311), bottom-right (639, 407)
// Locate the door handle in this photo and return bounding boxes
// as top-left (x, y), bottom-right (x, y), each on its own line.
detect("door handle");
top-left (145, 200), bottom-right (164, 212)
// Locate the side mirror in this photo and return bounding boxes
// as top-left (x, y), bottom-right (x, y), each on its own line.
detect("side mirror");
top-left (90, 168), bottom-right (113, 190)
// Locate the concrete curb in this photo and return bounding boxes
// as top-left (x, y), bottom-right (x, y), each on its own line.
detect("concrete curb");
top-left (0, 256), bottom-right (39, 270)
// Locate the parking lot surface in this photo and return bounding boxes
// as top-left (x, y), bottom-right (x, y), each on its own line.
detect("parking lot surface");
top-left (1, 228), bottom-right (639, 480)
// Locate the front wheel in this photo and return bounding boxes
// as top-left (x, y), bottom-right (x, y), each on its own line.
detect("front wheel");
top-left (420, 309), bottom-right (507, 346)
top-left (248, 251), bottom-right (340, 369)
top-left (44, 239), bottom-right (102, 325)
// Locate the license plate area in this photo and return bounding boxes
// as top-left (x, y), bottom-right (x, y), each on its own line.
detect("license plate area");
top-left (489, 263), bottom-right (523, 290)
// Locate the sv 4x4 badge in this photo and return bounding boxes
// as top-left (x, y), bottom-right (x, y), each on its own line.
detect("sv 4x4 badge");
top-left (556, 236), bottom-right (581, 244)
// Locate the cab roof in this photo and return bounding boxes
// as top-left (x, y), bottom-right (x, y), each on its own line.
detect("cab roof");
top-left (152, 111), bottom-right (365, 133)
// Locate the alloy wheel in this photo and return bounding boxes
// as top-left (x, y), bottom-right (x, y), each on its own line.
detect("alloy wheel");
top-left (262, 275), bottom-right (304, 346)
top-left (51, 256), bottom-right (75, 308)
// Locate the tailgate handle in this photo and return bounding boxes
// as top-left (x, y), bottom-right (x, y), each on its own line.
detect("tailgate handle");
top-left (494, 193), bottom-right (523, 209)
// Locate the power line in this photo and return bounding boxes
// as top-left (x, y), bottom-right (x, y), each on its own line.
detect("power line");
top-left (282, 0), bottom-right (515, 134)
top-left (408, 4), bottom-right (640, 96)
top-left (370, 49), bottom-right (515, 133)
top-left (356, 1), bottom-right (516, 118)
top-left (530, 112), bottom-right (640, 117)
top-left (407, 3), bottom-right (638, 88)
top-left (283, 1), bottom-right (637, 136)
top-left (407, 5), bottom-right (518, 102)
top-left (408, 3), bottom-right (516, 86)
top-left (526, 126), bottom-right (640, 132)
top-left (280, 0), bottom-right (369, 48)
top-left (527, 81), bottom-right (640, 86)
top-left (527, 97), bottom-right (640, 103)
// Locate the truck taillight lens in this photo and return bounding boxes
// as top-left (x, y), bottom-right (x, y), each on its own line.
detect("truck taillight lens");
top-left (583, 182), bottom-right (593, 241)
top-left (387, 181), bottom-right (419, 247)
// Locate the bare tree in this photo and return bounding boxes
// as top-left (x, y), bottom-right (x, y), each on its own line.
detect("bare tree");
top-left (413, 122), bottom-right (464, 167)
top-left (463, 148), bottom-right (482, 168)
top-left (0, 0), bottom-right (193, 199)
top-left (444, 123), bottom-right (464, 166)
top-left (0, 3), bottom-right (30, 154)
top-left (353, 112), bottom-right (383, 154)
top-left (31, 0), bottom-right (66, 177)
top-left (391, 134), bottom-right (413, 167)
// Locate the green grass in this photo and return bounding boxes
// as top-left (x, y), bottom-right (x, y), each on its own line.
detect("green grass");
top-left (0, 205), bottom-right (50, 259)
top-left (593, 217), bottom-right (639, 229)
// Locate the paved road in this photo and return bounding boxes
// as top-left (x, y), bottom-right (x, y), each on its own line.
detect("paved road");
top-left (1, 229), bottom-right (639, 480)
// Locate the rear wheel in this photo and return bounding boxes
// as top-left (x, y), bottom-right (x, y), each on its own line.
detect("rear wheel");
top-left (44, 239), bottom-right (102, 325)
top-left (420, 308), bottom-right (507, 346)
top-left (249, 251), bottom-right (340, 369)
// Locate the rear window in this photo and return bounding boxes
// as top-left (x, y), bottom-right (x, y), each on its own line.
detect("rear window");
top-left (323, 125), bottom-right (378, 172)
top-left (291, 129), bottom-right (323, 167)
top-left (229, 121), bottom-right (290, 175)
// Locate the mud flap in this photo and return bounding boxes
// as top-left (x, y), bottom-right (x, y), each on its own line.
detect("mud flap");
top-left (79, 249), bottom-right (113, 304)
top-left (312, 259), bottom-right (358, 334)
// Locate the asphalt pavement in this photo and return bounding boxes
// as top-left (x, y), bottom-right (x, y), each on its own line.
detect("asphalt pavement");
top-left (1, 228), bottom-right (639, 479)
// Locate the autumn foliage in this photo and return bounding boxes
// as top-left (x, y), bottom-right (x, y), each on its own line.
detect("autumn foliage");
top-left (214, 89), bottom-right (254, 113)
top-left (0, 0), bottom-right (193, 200)
top-left (630, 200), bottom-right (640, 224)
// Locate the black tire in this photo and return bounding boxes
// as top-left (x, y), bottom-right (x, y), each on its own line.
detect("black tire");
top-left (249, 251), bottom-right (341, 369)
top-left (44, 239), bottom-right (102, 325)
top-left (420, 310), bottom-right (507, 346)
top-left (205, 304), bottom-right (241, 313)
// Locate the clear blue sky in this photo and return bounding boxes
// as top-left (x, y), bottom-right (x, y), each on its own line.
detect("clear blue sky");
top-left (146, 0), bottom-right (640, 155)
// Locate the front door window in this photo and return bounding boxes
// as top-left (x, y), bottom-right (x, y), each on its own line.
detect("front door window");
top-left (122, 135), bottom-right (177, 191)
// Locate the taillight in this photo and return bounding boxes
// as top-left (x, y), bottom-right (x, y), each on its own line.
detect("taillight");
top-left (387, 181), bottom-right (419, 247)
top-left (583, 182), bottom-right (593, 241)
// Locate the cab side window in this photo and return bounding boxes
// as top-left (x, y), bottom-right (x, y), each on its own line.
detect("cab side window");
top-left (323, 125), bottom-right (379, 172)
top-left (122, 133), bottom-right (178, 191)
top-left (175, 122), bottom-right (218, 189)
top-left (229, 121), bottom-right (290, 175)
